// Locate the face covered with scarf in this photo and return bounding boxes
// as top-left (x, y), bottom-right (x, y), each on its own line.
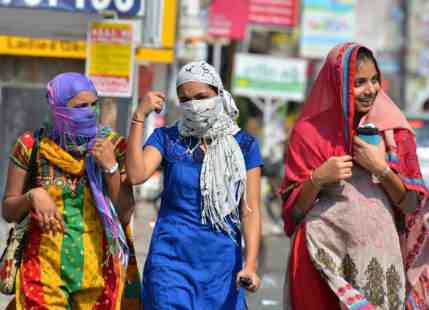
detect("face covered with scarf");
top-left (47, 72), bottom-right (100, 141)
top-left (177, 81), bottom-right (222, 135)
top-left (176, 61), bottom-right (247, 238)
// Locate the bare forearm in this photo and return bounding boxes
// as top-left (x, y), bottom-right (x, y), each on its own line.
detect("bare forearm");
top-left (242, 207), bottom-right (261, 270)
top-left (379, 170), bottom-right (407, 205)
top-left (104, 172), bottom-right (121, 205)
top-left (2, 194), bottom-right (31, 222)
top-left (126, 121), bottom-right (147, 184)
top-left (293, 179), bottom-right (321, 222)
top-left (116, 182), bottom-right (135, 225)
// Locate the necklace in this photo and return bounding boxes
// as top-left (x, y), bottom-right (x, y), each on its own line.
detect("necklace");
top-left (185, 137), bottom-right (201, 155)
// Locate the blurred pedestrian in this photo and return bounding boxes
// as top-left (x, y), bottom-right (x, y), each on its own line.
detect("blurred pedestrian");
top-left (126, 61), bottom-right (263, 309)
top-left (280, 43), bottom-right (429, 309)
top-left (1, 73), bottom-right (140, 309)
top-left (422, 98), bottom-right (429, 113)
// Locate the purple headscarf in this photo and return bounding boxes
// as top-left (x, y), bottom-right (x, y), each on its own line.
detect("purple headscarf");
top-left (45, 72), bottom-right (129, 267)
top-left (47, 72), bottom-right (97, 107)
top-left (47, 73), bottom-right (98, 138)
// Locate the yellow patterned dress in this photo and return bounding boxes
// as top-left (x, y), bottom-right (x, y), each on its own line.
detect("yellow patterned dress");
top-left (10, 130), bottom-right (141, 310)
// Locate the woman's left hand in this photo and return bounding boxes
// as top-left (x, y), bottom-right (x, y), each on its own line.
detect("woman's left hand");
top-left (91, 138), bottom-right (117, 171)
top-left (236, 267), bottom-right (261, 293)
top-left (353, 136), bottom-right (387, 175)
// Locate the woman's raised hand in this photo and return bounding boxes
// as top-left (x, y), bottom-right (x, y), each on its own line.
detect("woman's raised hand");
top-left (353, 136), bottom-right (387, 175)
top-left (312, 155), bottom-right (353, 186)
top-left (91, 138), bottom-right (117, 172)
top-left (29, 187), bottom-right (64, 234)
top-left (134, 91), bottom-right (166, 120)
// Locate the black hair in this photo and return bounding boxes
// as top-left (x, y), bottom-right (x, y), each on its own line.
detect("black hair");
top-left (356, 47), bottom-right (381, 81)
top-left (208, 85), bottom-right (218, 94)
top-left (177, 84), bottom-right (218, 94)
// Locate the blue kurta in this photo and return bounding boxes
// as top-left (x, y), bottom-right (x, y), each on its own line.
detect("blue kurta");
top-left (141, 125), bottom-right (263, 309)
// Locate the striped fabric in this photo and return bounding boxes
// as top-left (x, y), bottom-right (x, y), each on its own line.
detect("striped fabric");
top-left (10, 131), bottom-right (141, 309)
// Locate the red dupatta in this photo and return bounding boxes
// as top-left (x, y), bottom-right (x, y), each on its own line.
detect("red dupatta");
top-left (280, 42), bottom-right (359, 236)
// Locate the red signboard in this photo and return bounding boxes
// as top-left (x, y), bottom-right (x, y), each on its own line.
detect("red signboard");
top-left (208, 0), bottom-right (249, 40)
top-left (248, 0), bottom-right (299, 28)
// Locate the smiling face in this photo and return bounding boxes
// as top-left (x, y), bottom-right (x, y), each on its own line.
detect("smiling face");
top-left (353, 58), bottom-right (380, 117)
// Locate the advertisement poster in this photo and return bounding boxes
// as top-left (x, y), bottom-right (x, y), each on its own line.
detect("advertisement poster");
top-left (86, 20), bottom-right (135, 97)
top-left (232, 53), bottom-right (307, 100)
top-left (208, 0), bottom-right (249, 40)
top-left (248, 0), bottom-right (299, 28)
top-left (300, 0), bottom-right (355, 58)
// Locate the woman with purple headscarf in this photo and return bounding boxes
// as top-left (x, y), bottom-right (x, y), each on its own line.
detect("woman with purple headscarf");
top-left (2, 73), bottom-right (140, 309)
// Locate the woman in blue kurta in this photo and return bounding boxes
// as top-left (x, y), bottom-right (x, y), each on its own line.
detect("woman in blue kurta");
top-left (126, 61), bottom-right (263, 309)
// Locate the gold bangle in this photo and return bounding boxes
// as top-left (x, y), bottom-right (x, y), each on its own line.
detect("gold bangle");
top-left (132, 117), bottom-right (145, 123)
top-left (25, 189), bottom-right (33, 205)
top-left (310, 171), bottom-right (322, 188)
top-left (132, 113), bottom-right (145, 123)
top-left (131, 117), bottom-right (145, 126)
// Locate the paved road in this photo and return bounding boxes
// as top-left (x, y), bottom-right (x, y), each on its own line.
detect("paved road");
top-left (247, 235), bottom-right (289, 309)
top-left (0, 201), bottom-right (291, 309)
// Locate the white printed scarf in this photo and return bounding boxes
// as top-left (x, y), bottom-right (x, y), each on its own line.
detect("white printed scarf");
top-left (177, 61), bottom-right (247, 238)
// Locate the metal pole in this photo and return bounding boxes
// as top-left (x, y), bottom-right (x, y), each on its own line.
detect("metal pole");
top-left (127, 61), bottom-right (140, 136)
top-left (213, 42), bottom-right (222, 73)
top-left (250, 96), bottom-right (286, 157)
top-left (399, 0), bottom-right (408, 109)
top-left (263, 97), bottom-right (272, 157)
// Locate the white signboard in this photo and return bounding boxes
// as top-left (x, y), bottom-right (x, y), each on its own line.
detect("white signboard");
top-left (300, 0), bottom-right (356, 59)
top-left (232, 53), bottom-right (307, 101)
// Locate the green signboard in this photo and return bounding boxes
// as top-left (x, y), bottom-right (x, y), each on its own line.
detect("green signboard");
top-left (232, 53), bottom-right (307, 100)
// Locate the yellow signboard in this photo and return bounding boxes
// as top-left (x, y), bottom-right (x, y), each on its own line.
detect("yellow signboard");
top-left (0, 35), bottom-right (175, 63)
top-left (136, 48), bottom-right (174, 63)
top-left (161, 0), bottom-right (177, 49)
top-left (0, 35), bottom-right (85, 59)
top-left (0, 0), bottom-right (177, 64)
top-left (86, 21), bottom-right (135, 97)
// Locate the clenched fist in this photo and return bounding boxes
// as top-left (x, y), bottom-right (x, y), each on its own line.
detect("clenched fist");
top-left (134, 91), bottom-right (166, 120)
top-left (312, 155), bottom-right (353, 186)
top-left (91, 138), bottom-right (117, 172)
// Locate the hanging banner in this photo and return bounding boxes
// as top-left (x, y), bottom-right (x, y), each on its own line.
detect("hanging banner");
top-left (0, 0), bottom-right (142, 16)
top-left (208, 0), bottom-right (249, 41)
top-left (0, 35), bottom-right (86, 58)
top-left (232, 53), bottom-right (307, 100)
top-left (248, 0), bottom-right (299, 28)
top-left (300, 0), bottom-right (355, 58)
top-left (86, 20), bottom-right (135, 97)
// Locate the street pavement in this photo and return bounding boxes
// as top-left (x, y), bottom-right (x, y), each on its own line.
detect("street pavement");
top-left (0, 201), bottom-right (290, 309)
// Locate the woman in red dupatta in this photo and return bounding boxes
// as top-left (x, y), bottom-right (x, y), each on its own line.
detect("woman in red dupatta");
top-left (280, 43), bottom-right (429, 309)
